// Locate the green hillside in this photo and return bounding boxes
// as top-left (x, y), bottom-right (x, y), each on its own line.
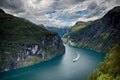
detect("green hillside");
top-left (62, 6), bottom-right (120, 53)
top-left (0, 9), bottom-right (65, 72)
top-left (62, 6), bottom-right (120, 80)
top-left (70, 21), bottom-right (92, 34)
top-left (88, 45), bottom-right (120, 80)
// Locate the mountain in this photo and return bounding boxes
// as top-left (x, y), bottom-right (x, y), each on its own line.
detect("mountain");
top-left (0, 9), bottom-right (65, 72)
top-left (46, 27), bottom-right (70, 37)
top-left (62, 6), bottom-right (120, 53)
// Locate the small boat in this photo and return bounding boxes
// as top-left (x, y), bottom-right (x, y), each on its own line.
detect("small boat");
top-left (73, 53), bottom-right (80, 62)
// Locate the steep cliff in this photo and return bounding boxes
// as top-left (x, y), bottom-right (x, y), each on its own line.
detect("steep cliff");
top-left (0, 9), bottom-right (65, 72)
top-left (63, 6), bottom-right (120, 53)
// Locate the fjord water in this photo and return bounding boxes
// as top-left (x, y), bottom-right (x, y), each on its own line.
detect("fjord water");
top-left (0, 44), bottom-right (105, 80)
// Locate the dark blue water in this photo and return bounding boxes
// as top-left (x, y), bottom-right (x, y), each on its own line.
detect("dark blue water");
top-left (0, 44), bottom-right (105, 80)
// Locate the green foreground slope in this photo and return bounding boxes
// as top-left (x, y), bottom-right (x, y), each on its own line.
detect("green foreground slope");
top-left (88, 45), bottom-right (120, 80)
top-left (0, 9), bottom-right (65, 72)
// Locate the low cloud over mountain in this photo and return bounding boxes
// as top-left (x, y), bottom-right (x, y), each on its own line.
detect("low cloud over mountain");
top-left (0, 0), bottom-right (120, 27)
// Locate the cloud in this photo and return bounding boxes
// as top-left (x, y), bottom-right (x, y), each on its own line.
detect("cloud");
top-left (0, 0), bottom-right (25, 13)
top-left (0, 0), bottom-right (120, 27)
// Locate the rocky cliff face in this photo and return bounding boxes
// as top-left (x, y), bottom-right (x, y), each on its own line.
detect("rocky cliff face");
top-left (63, 6), bottom-right (120, 53)
top-left (0, 9), bottom-right (65, 72)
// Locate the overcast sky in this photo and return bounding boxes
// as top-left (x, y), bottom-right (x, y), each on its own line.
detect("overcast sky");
top-left (0, 0), bottom-right (120, 27)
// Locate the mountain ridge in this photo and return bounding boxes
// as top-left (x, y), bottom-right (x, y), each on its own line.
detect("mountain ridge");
top-left (0, 8), bottom-right (65, 72)
top-left (62, 6), bottom-right (120, 53)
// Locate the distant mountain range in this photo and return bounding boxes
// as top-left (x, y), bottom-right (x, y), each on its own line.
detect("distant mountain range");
top-left (46, 27), bottom-right (70, 37)
top-left (0, 9), bottom-right (65, 72)
top-left (63, 6), bottom-right (120, 53)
